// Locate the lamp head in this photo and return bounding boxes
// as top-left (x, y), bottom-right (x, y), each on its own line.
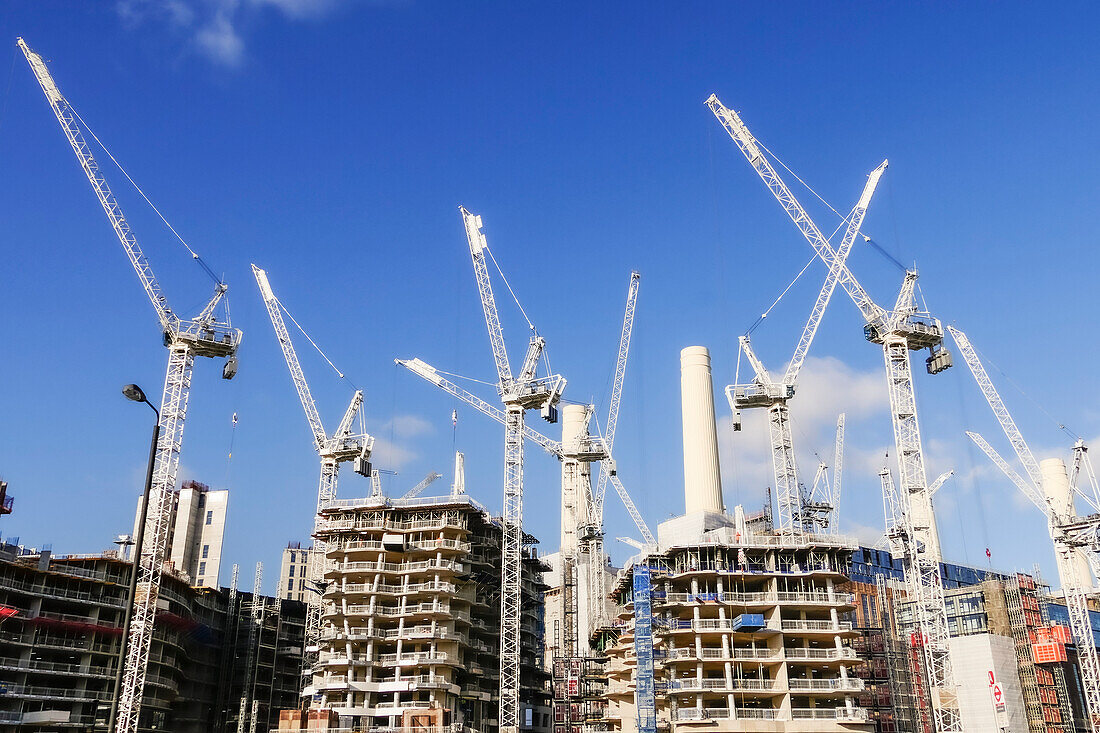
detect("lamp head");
top-left (122, 384), bottom-right (147, 404)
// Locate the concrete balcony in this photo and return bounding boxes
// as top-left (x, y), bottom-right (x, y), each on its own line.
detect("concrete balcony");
top-left (785, 646), bottom-right (858, 662)
top-left (780, 619), bottom-right (854, 634)
top-left (378, 651), bottom-right (451, 666)
top-left (664, 647), bottom-right (781, 663)
top-left (674, 707), bottom-right (780, 722)
top-left (789, 677), bottom-right (865, 692)
top-left (667, 677), bottom-right (781, 694)
top-left (791, 706), bottom-right (869, 721)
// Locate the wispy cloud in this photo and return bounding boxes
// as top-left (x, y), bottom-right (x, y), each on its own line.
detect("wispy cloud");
top-left (116, 0), bottom-right (355, 67)
top-left (195, 1), bottom-right (245, 67)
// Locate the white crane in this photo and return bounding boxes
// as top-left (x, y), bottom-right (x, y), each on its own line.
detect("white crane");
top-left (728, 160), bottom-right (885, 533)
top-left (401, 471), bottom-right (444, 500)
top-left (396, 272), bottom-right (654, 655)
top-left (708, 95), bottom-right (962, 733)
top-left (252, 265), bottom-right (373, 702)
top-left (19, 38), bottom-right (243, 733)
top-left (948, 325), bottom-right (1100, 731)
top-left (413, 207), bottom-right (566, 732)
top-left (803, 413), bottom-right (846, 533)
top-left (581, 271), bottom-right (642, 642)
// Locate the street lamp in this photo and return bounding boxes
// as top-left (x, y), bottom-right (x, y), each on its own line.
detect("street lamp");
top-left (108, 384), bottom-right (160, 733)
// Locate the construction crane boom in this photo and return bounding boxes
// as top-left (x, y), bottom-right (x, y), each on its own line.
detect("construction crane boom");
top-left (395, 358), bottom-right (562, 456)
top-left (948, 326), bottom-right (1043, 489)
top-left (254, 266), bottom-right (329, 451)
top-left (401, 472), bottom-right (444, 500)
top-left (462, 207), bottom-right (514, 394)
top-left (594, 271), bottom-right (640, 516)
top-left (706, 95), bottom-right (887, 328)
top-left (784, 161), bottom-right (888, 384)
top-left (928, 469), bottom-right (954, 498)
top-left (17, 37), bottom-right (174, 331)
top-left (20, 38), bottom-right (242, 733)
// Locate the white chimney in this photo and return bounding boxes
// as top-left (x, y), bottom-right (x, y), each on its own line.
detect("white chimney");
top-left (680, 346), bottom-right (725, 515)
top-left (1041, 458), bottom-right (1094, 590)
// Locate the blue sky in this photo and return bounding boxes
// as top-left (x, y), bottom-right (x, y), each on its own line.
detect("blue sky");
top-left (1, 2), bottom-right (1098, 593)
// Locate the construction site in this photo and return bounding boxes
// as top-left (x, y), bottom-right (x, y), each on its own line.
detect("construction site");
top-left (3, 10), bottom-right (1100, 733)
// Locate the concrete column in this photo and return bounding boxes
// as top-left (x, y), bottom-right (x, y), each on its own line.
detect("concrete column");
top-left (680, 346), bottom-right (724, 514)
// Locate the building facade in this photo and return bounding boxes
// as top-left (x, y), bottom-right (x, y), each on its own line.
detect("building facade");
top-left (0, 542), bottom-right (304, 733)
top-left (132, 479), bottom-right (228, 589)
top-left (599, 518), bottom-right (872, 732)
top-left (278, 543), bottom-right (320, 603)
top-left (311, 492), bottom-right (552, 732)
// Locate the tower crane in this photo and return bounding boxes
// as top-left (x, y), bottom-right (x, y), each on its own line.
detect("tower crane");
top-left (400, 472), bottom-right (444, 500)
top-left (804, 413), bottom-right (846, 533)
top-left (397, 272), bottom-right (654, 653)
top-left (403, 207), bottom-right (566, 732)
top-left (948, 325), bottom-right (1100, 731)
top-left (708, 95), bottom-right (962, 733)
top-left (19, 38), bottom-right (242, 733)
top-left (582, 272), bottom-right (642, 637)
top-left (252, 265), bottom-right (374, 701)
top-left (728, 160), bottom-right (885, 533)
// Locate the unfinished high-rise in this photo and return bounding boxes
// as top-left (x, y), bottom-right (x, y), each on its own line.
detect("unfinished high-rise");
top-left (309, 492), bottom-right (552, 732)
top-left (593, 346), bottom-right (872, 731)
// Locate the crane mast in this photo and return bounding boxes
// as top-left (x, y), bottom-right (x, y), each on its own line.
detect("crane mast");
top-left (19, 38), bottom-right (242, 733)
top-left (252, 265), bottom-right (373, 702)
top-left (584, 271), bottom-right (642, 642)
top-left (950, 325), bottom-right (1100, 731)
top-left (709, 95), bottom-right (962, 732)
top-left (459, 208), bottom-right (563, 732)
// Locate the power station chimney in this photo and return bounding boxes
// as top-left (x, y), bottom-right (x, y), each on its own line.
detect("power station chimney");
top-left (1041, 458), bottom-right (1094, 590)
top-left (680, 346), bottom-right (725, 515)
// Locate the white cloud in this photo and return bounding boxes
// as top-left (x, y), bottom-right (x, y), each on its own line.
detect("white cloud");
top-left (117, 0), bottom-right (357, 67)
top-left (195, 3), bottom-right (245, 67)
top-left (250, 0), bottom-right (342, 19)
top-left (117, 0), bottom-right (195, 26)
top-left (718, 355), bottom-right (890, 502)
top-left (385, 414), bottom-right (434, 439)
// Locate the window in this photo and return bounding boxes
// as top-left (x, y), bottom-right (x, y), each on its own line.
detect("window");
top-left (202, 545), bottom-right (209, 559)
top-left (299, 579), bottom-right (305, 591)
top-left (289, 564), bottom-right (295, 578)
top-left (289, 551), bottom-right (296, 563)
top-left (198, 561), bottom-right (206, 576)
top-left (205, 510), bottom-right (213, 525)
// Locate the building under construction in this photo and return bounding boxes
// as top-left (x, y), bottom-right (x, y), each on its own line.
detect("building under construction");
top-left (306, 491), bottom-right (552, 732)
top-left (0, 540), bottom-right (305, 733)
top-left (589, 347), bottom-right (871, 732)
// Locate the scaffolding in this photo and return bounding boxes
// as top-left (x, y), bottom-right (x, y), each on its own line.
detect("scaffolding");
top-left (633, 565), bottom-right (656, 733)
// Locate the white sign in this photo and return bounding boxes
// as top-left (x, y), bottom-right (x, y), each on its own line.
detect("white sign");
top-left (992, 683), bottom-right (1005, 710)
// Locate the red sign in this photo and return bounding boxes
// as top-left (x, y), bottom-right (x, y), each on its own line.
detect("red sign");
top-left (987, 670), bottom-right (996, 687)
top-left (993, 684), bottom-right (1003, 704)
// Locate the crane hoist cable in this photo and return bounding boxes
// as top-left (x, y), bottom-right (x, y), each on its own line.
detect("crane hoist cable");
top-left (274, 297), bottom-right (358, 389)
top-left (964, 332), bottom-right (1078, 440)
top-left (483, 241), bottom-right (535, 330)
top-left (756, 133), bottom-right (912, 276)
top-left (67, 104), bottom-right (223, 286)
top-left (744, 208), bottom-right (855, 337)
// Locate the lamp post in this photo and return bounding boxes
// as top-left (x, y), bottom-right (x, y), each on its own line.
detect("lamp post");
top-left (108, 384), bottom-right (160, 733)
